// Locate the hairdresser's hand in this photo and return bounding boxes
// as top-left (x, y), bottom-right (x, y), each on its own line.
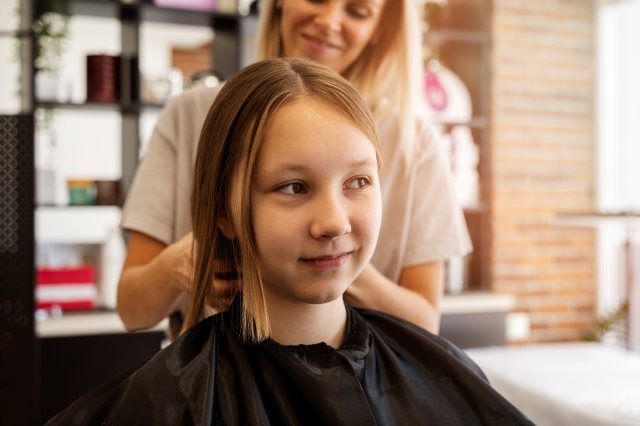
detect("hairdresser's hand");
top-left (206, 264), bottom-right (241, 312)
top-left (169, 232), bottom-right (197, 293)
top-left (173, 232), bottom-right (240, 312)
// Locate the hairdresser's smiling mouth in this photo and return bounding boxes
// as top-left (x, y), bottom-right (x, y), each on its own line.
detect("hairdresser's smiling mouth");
top-left (300, 33), bottom-right (342, 53)
top-left (300, 251), bottom-right (353, 271)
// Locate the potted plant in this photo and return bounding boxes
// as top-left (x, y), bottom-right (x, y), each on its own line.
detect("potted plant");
top-left (34, 8), bottom-right (70, 102)
top-left (31, 3), bottom-right (71, 205)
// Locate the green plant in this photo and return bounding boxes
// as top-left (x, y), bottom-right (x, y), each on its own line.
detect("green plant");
top-left (32, 7), bottom-right (71, 132)
top-left (583, 301), bottom-right (629, 342)
top-left (34, 11), bottom-right (70, 73)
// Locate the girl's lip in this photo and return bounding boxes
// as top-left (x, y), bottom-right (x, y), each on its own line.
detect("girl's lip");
top-left (300, 252), bottom-right (352, 270)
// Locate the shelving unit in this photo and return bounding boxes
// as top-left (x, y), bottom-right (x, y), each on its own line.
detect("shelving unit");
top-left (24, 1), bottom-right (258, 422)
top-left (37, 310), bottom-right (168, 338)
top-left (440, 292), bottom-right (514, 348)
top-left (36, 0), bottom-right (258, 196)
top-left (36, 205), bottom-right (121, 244)
top-left (33, 2), bottom-right (251, 292)
top-left (1, 2), bottom-right (34, 423)
top-left (423, 0), bottom-right (492, 291)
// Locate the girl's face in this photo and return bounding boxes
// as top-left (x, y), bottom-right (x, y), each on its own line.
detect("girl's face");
top-left (279, 0), bottom-right (386, 75)
top-left (243, 97), bottom-right (381, 306)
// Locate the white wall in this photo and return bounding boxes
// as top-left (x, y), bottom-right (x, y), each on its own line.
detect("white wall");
top-left (0, 0), bottom-right (26, 114)
top-left (35, 15), bottom-right (122, 202)
top-left (33, 14), bottom-right (214, 307)
top-left (598, 0), bottom-right (640, 212)
top-left (35, 15), bottom-right (214, 202)
top-left (597, 0), bottom-right (640, 349)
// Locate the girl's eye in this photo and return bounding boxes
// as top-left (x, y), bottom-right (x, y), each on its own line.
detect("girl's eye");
top-left (277, 182), bottom-right (307, 195)
top-left (346, 176), bottom-right (370, 190)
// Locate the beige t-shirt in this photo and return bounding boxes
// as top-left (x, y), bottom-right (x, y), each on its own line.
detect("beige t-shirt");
top-left (121, 85), bottom-right (471, 283)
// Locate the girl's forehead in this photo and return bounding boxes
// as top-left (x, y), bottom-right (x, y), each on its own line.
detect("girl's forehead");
top-left (266, 98), bottom-right (365, 141)
top-left (254, 96), bottom-right (378, 163)
top-left (271, 96), bottom-right (355, 127)
top-left (256, 103), bottom-right (376, 168)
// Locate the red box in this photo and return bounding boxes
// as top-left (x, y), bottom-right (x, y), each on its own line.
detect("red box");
top-left (36, 266), bottom-right (98, 311)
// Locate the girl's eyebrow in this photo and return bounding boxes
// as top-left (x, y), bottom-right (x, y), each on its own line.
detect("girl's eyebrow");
top-left (267, 158), bottom-right (377, 173)
top-left (349, 158), bottom-right (378, 168)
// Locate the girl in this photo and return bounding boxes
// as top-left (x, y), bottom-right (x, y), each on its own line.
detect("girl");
top-left (49, 58), bottom-right (529, 426)
top-left (117, 0), bottom-right (471, 335)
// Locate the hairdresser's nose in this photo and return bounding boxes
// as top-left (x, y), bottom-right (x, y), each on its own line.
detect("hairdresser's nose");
top-left (310, 192), bottom-right (351, 240)
top-left (313, 2), bottom-right (343, 33)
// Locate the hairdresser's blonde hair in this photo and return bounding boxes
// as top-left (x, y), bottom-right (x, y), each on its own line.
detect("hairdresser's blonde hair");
top-left (185, 58), bottom-right (381, 342)
top-left (257, 0), bottom-right (424, 158)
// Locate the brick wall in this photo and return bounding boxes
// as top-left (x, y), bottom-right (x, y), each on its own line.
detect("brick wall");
top-left (491, 0), bottom-right (597, 342)
top-left (171, 41), bottom-right (213, 86)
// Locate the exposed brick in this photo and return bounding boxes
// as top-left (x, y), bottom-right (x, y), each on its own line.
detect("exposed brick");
top-left (491, 0), bottom-right (597, 344)
top-left (171, 41), bottom-right (213, 85)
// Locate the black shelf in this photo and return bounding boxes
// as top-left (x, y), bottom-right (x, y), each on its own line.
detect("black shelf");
top-left (0, 30), bottom-right (33, 38)
top-left (38, 100), bottom-right (120, 110)
top-left (58, 0), bottom-right (250, 23)
top-left (141, 3), bottom-right (248, 26)
top-left (36, 100), bottom-right (166, 113)
top-left (64, 0), bottom-right (119, 19)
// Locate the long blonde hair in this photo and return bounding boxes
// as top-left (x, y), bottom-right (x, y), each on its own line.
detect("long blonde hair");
top-left (185, 58), bottom-right (381, 342)
top-left (257, 0), bottom-right (424, 159)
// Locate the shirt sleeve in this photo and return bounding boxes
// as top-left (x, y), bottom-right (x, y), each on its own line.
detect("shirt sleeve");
top-left (404, 120), bottom-right (473, 266)
top-left (120, 100), bottom-right (179, 245)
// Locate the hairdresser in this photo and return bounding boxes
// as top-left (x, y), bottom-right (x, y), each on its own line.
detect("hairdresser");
top-left (116, 0), bottom-right (471, 335)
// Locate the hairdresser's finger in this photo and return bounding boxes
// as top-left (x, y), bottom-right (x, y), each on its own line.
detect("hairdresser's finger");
top-left (206, 278), bottom-right (240, 311)
top-left (212, 278), bottom-right (240, 297)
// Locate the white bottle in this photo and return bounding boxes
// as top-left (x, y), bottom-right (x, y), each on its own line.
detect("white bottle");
top-left (99, 227), bottom-right (125, 309)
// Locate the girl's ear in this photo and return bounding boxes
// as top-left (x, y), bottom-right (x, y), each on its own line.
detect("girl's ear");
top-left (218, 215), bottom-right (238, 239)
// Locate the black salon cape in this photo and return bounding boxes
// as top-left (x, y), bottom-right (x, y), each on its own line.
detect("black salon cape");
top-left (47, 299), bottom-right (533, 426)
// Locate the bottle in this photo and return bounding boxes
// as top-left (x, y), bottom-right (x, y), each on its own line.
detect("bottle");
top-left (99, 227), bottom-right (125, 309)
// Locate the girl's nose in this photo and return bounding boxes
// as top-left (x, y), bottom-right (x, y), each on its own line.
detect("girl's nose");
top-left (310, 194), bottom-right (352, 239)
top-left (313, 2), bottom-right (343, 33)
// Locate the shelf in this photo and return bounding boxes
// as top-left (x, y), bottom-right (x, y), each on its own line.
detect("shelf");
top-left (141, 4), bottom-right (249, 25)
top-left (57, 0), bottom-right (251, 24)
top-left (65, 0), bottom-right (119, 19)
top-left (36, 205), bottom-right (121, 244)
top-left (38, 100), bottom-right (121, 111)
top-left (555, 211), bottom-right (640, 228)
top-left (35, 294), bottom-right (510, 338)
top-left (0, 30), bottom-right (32, 38)
top-left (36, 100), bottom-right (165, 113)
top-left (36, 310), bottom-right (168, 338)
top-left (463, 204), bottom-right (487, 215)
top-left (424, 29), bottom-right (489, 45)
top-left (431, 116), bottom-right (489, 129)
top-left (441, 292), bottom-right (515, 316)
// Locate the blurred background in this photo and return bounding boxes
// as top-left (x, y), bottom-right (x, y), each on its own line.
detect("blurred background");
top-left (1, 0), bottom-right (639, 424)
